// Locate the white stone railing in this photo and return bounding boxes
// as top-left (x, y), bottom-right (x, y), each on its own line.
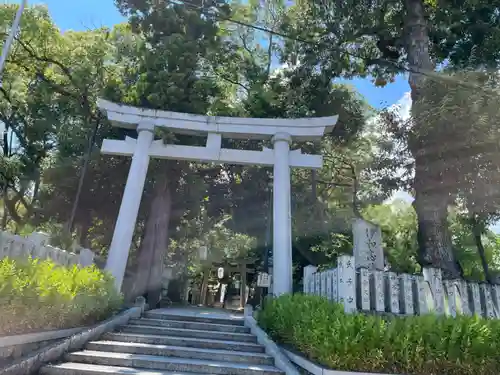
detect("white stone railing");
top-left (0, 231), bottom-right (95, 267)
top-left (303, 255), bottom-right (500, 319)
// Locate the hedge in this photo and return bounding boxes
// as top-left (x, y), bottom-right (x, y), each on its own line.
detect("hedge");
top-left (0, 257), bottom-right (123, 336)
top-left (258, 294), bottom-right (500, 375)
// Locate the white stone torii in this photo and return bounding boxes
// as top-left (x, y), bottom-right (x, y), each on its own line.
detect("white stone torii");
top-left (97, 99), bottom-right (338, 296)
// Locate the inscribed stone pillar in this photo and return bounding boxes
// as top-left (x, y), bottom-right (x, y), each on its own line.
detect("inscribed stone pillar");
top-left (303, 265), bottom-right (317, 281)
top-left (423, 267), bottom-right (445, 315)
top-left (28, 232), bottom-right (50, 248)
top-left (303, 265), bottom-right (317, 293)
top-left (78, 248), bottom-right (95, 267)
top-left (352, 218), bottom-right (384, 270)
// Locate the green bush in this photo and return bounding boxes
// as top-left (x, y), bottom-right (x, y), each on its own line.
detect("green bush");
top-left (258, 294), bottom-right (500, 375)
top-left (0, 257), bottom-right (123, 336)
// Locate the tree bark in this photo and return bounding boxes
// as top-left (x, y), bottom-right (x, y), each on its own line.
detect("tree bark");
top-left (471, 217), bottom-right (491, 282)
top-left (1, 200), bottom-right (8, 230)
top-left (200, 268), bottom-right (210, 306)
top-left (404, 0), bottom-right (461, 278)
top-left (78, 216), bottom-right (92, 248)
top-left (213, 282), bottom-right (223, 306)
top-left (130, 172), bottom-right (172, 305)
top-left (413, 197), bottom-right (461, 277)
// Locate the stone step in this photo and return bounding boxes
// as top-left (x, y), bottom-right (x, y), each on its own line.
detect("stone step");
top-left (65, 351), bottom-right (283, 375)
top-left (144, 312), bottom-right (244, 326)
top-left (119, 325), bottom-right (257, 343)
top-left (102, 332), bottom-right (265, 353)
top-left (40, 362), bottom-right (202, 375)
top-left (86, 340), bottom-right (273, 365)
top-left (128, 318), bottom-right (250, 334)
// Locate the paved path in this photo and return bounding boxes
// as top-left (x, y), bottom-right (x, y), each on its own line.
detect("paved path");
top-left (152, 306), bottom-right (245, 323)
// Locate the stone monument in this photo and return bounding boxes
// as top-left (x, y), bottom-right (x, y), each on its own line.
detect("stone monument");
top-left (352, 218), bottom-right (384, 270)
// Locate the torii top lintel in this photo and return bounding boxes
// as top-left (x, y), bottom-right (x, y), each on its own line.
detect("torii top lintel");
top-left (97, 99), bottom-right (338, 141)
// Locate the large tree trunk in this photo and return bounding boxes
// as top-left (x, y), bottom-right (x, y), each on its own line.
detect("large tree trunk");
top-left (130, 172), bottom-right (172, 305)
top-left (404, 0), bottom-right (461, 278)
top-left (199, 268), bottom-right (210, 306)
top-left (413, 196), bottom-right (461, 277)
top-left (471, 217), bottom-right (491, 282)
top-left (1, 200), bottom-right (8, 230)
top-left (78, 215), bottom-right (92, 248)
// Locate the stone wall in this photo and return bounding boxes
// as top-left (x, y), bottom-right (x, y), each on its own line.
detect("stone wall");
top-left (0, 339), bottom-right (59, 367)
top-left (303, 255), bottom-right (500, 319)
top-left (0, 231), bottom-right (94, 267)
top-left (303, 219), bottom-right (500, 319)
top-left (0, 325), bottom-right (89, 367)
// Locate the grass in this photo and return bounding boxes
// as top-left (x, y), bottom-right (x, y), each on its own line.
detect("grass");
top-left (0, 257), bottom-right (122, 336)
top-left (258, 293), bottom-right (500, 375)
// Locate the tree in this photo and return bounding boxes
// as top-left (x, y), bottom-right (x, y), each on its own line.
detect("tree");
top-left (110, 0), bottom-right (233, 302)
top-left (416, 71), bottom-right (500, 281)
top-left (0, 5), bottom-right (63, 229)
top-left (364, 200), bottom-right (420, 274)
top-left (0, 4), bottom-right (126, 239)
top-left (1, 1), bottom-right (409, 303)
top-left (364, 200), bottom-right (500, 279)
top-left (282, 0), bottom-right (500, 277)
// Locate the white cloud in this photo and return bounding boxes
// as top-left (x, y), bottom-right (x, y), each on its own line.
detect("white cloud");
top-left (385, 190), bottom-right (414, 204)
top-left (389, 91), bottom-right (412, 121)
top-left (383, 91), bottom-right (414, 204)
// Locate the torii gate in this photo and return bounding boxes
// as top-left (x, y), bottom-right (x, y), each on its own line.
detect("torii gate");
top-left (97, 99), bottom-right (338, 296)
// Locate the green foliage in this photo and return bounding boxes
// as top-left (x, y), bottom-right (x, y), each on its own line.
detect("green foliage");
top-left (363, 199), bottom-right (420, 273)
top-left (0, 257), bottom-right (122, 335)
top-left (168, 215), bottom-right (258, 278)
top-left (449, 208), bottom-right (500, 281)
top-left (282, 0), bottom-right (500, 83)
top-left (258, 294), bottom-right (500, 375)
top-left (282, 0), bottom-right (500, 275)
top-left (362, 200), bottom-right (500, 278)
top-left (5, 0), bottom-right (476, 292)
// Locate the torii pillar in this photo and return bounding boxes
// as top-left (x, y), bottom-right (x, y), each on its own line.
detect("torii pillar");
top-left (104, 122), bottom-right (154, 288)
top-left (272, 132), bottom-right (293, 294)
top-left (97, 99), bottom-right (337, 295)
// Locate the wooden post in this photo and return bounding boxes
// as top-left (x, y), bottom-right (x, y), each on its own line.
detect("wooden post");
top-left (240, 263), bottom-right (247, 309)
top-left (200, 268), bottom-right (210, 306)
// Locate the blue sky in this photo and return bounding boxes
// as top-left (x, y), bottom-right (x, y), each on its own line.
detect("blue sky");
top-left (339, 76), bottom-right (410, 110)
top-left (10, 0), bottom-right (126, 31)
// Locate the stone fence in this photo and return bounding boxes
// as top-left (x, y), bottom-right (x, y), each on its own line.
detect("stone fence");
top-left (303, 218), bottom-right (500, 319)
top-left (304, 256), bottom-right (500, 318)
top-left (0, 231), bottom-right (94, 267)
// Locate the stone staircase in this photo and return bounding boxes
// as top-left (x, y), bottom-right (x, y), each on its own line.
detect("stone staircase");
top-left (40, 309), bottom-right (284, 375)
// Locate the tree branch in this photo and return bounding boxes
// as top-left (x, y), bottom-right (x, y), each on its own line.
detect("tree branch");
top-left (3, 196), bottom-right (23, 224)
top-left (349, 162), bottom-right (363, 219)
top-left (0, 111), bottom-right (29, 151)
top-left (238, 33), bottom-right (254, 57)
top-left (212, 71), bottom-right (250, 93)
top-left (15, 38), bottom-right (77, 85)
top-left (266, 33), bottom-right (273, 79)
